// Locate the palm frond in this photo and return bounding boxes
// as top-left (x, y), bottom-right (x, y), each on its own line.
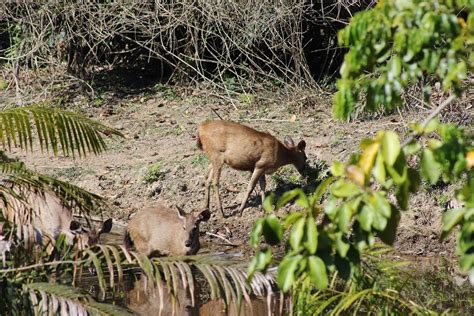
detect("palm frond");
top-left (0, 160), bottom-right (105, 219)
top-left (0, 105), bottom-right (123, 157)
top-left (25, 283), bottom-right (134, 316)
top-left (1, 244), bottom-right (279, 314)
top-left (81, 247), bottom-right (277, 308)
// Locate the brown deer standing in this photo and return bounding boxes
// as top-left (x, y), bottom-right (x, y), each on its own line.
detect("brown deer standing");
top-left (197, 120), bottom-right (307, 217)
top-left (124, 202), bottom-right (210, 257)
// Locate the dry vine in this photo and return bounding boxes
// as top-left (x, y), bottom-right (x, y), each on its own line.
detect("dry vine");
top-left (0, 1), bottom-right (374, 98)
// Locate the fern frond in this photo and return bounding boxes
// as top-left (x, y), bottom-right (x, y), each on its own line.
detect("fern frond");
top-left (25, 283), bottom-right (133, 316)
top-left (0, 105), bottom-right (123, 157)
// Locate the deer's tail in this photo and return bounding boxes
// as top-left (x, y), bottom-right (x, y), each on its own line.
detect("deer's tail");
top-left (196, 132), bottom-right (203, 150)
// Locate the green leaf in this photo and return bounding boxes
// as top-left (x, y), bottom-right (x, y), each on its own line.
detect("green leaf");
top-left (247, 248), bottom-right (272, 279)
top-left (373, 153), bottom-right (386, 183)
top-left (424, 118), bottom-right (439, 133)
top-left (403, 141), bottom-right (422, 155)
top-left (324, 196), bottom-right (339, 219)
top-left (338, 203), bottom-right (353, 233)
top-left (333, 81), bottom-right (357, 120)
top-left (295, 192), bottom-right (310, 209)
top-left (312, 177), bottom-right (335, 203)
top-left (277, 255), bottom-right (302, 292)
top-left (290, 217), bottom-right (306, 250)
top-left (372, 209), bottom-right (388, 231)
top-left (358, 205), bottom-right (374, 232)
top-left (250, 218), bottom-right (264, 247)
top-left (460, 254), bottom-right (474, 272)
top-left (421, 149), bottom-right (442, 184)
top-left (390, 56), bottom-right (402, 78)
top-left (284, 212), bottom-right (303, 228)
top-left (381, 131), bottom-right (401, 166)
top-left (330, 179), bottom-right (361, 198)
top-left (256, 247), bottom-right (272, 271)
top-left (359, 142), bottom-right (379, 175)
top-left (373, 192), bottom-right (391, 218)
top-left (308, 256), bottom-right (328, 290)
top-left (442, 208), bottom-right (465, 236)
top-left (336, 233), bottom-right (350, 257)
top-left (262, 193), bottom-right (275, 213)
top-left (262, 215), bottom-right (283, 246)
top-left (386, 152), bottom-right (408, 185)
top-left (304, 218), bottom-right (318, 254)
top-left (331, 161), bottom-right (345, 177)
top-left (277, 188), bottom-right (304, 208)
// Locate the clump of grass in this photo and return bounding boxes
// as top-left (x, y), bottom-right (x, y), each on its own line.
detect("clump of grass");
top-left (153, 83), bottom-right (180, 100)
top-left (52, 166), bottom-right (90, 180)
top-left (192, 153), bottom-right (208, 167)
top-left (144, 162), bottom-right (163, 183)
top-left (272, 165), bottom-right (300, 185)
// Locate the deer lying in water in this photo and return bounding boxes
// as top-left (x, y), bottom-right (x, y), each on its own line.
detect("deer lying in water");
top-left (197, 120), bottom-right (307, 217)
top-left (2, 186), bottom-right (113, 249)
top-left (124, 202), bottom-right (210, 256)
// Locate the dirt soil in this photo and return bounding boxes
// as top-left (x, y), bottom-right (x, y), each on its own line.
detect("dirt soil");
top-left (7, 84), bottom-right (471, 269)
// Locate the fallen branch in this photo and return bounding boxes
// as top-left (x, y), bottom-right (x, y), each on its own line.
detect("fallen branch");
top-left (401, 94), bottom-right (456, 147)
top-left (205, 232), bottom-right (239, 247)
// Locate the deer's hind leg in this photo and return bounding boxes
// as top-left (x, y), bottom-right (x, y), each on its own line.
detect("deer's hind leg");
top-left (203, 165), bottom-right (213, 211)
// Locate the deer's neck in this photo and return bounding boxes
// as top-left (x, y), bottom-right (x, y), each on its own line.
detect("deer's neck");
top-left (276, 141), bottom-right (294, 167)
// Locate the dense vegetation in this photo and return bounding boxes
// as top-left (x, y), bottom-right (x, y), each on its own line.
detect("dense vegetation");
top-left (1, 0), bottom-right (473, 315)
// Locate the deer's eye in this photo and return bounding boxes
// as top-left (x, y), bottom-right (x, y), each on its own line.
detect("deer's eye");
top-left (183, 226), bottom-right (186, 230)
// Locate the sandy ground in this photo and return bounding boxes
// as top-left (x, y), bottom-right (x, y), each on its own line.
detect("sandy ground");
top-left (7, 86), bottom-right (468, 263)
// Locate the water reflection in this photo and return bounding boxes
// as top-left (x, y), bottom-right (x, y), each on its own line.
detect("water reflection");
top-left (92, 225), bottom-right (284, 315)
top-left (125, 275), bottom-right (283, 316)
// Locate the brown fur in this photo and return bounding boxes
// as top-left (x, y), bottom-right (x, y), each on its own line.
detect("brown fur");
top-left (197, 120), bottom-right (307, 217)
top-left (124, 202), bottom-right (210, 257)
top-left (2, 186), bottom-right (112, 249)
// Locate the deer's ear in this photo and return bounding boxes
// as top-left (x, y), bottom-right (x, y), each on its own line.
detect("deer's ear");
top-left (176, 206), bottom-right (186, 219)
top-left (297, 140), bottom-right (306, 151)
top-left (284, 136), bottom-right (295, 148)
top-left (197, 209), bottom-right (211, 223)
top-left (69, 221), bottom-right (82, 232)
top-left (100, 218), bottom-right (113, 234)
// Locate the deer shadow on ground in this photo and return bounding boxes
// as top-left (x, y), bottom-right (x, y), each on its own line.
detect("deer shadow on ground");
top-left (225, 159), bottom-right (330, 217)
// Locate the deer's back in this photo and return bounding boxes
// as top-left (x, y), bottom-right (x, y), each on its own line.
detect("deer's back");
top-left (128, 206), bottom-right (188, 256)
top-left (4, 190), bottom-right (73, 240)
top-left (198, 120), bottom-right (279, 171)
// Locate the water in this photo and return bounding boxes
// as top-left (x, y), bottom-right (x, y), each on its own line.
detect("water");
top-left (83, 225), bottom-right (282, 315)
